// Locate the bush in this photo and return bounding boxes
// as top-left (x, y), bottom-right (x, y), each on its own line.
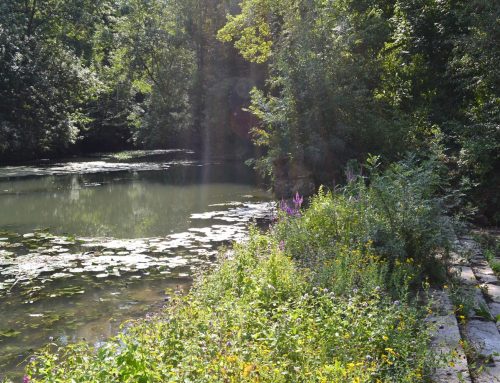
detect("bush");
top-left (274, 156), bottom-right (454, 291)
top-left (25, 157), bottom-right (452, 382)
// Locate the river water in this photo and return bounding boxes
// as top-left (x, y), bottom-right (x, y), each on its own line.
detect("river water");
top-left (0, 150), bottom-right (273, 379)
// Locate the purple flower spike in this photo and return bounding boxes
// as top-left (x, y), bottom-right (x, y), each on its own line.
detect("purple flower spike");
top-left (278, 194), bottom-right (303, 218)
top-left (293, 192), bottom-right (303, 209)
top-left (23, 376), bottom-right (30, 383)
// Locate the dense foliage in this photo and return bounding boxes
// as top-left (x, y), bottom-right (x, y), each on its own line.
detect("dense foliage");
top-left (24, 157), bottom-right (453, 382)
top-left (0, 0), bottom-right (260, 161)
top-left (0, 0), bottom-right (497, 221)
top-left (219, 0), bottom-right (499, 222)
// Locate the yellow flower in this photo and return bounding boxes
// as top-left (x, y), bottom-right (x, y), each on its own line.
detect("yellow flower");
top-left (243, 364), bottom-right (256, 377)
top-left (385, 348), bottom-right (397, 355)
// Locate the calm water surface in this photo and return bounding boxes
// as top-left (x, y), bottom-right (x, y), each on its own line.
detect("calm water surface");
top-left (0, 150), bottom-right (273, 379)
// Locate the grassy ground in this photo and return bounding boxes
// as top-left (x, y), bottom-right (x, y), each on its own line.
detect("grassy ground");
top-left (23, 158), bottom-right (454, 382)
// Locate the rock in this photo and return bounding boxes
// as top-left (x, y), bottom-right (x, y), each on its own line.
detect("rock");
top-left (475, 266), bottom-right (495, 276)
top-left (430, 314), bottom-right (472, 382)
top-left (452, 266), bottom-right (477, 285)
top-left (465, 320), bottom-right (500, 358)
top-left (429, 289), bottom-right (472, 383)
top-left (489, 303), bottom-right (500, 319)
top-left (485, 284), bottom-right (500, 303)
top-left (474, 357), bottom-right (500, 383)
top-left (272, 157), bottom-right (315, 197)
top-left (474, 272), bottom-right (499, 284)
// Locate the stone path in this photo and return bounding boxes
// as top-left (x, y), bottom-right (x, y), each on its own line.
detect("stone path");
top-left (432, 236), bottom-right (500, 383)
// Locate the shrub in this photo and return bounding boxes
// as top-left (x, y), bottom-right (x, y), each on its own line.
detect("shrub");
top-left (274, 156), bottom-right (454, 293)
top-left (25, 157), bottom-right (451, 382)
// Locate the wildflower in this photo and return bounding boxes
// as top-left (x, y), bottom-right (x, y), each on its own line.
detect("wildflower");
top-left (23, 376), bottom-right (30, 383)
top-left (385, 348), bottom-right (396, 355)
top-left (279, 193), bottom-right (303, 217)
top-left (243, 364), bottom-right (256, 377)
top-left (293, 192), bottom-right (303, 209)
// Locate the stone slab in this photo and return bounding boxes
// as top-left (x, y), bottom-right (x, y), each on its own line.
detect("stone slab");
top-left (431, 314), bottom-right (472, 383)
top-left (489, 302), bottom-right (500, 320)
top-left (465, 320), bottom-right (500, 357)
top-left (485, 283), bottom-right (500, 303)
top-left (429, 290), bottom-right (472, 383)
top-left (474, 266), bottom-right (496, 276)
top-left (470, 257), bottom-right (489, 267)
top-left (474, 356), bottom-right (500, 383)
top-left (458, 266), bottom-right (478, 285)
top-left (430, 289), bottom-right (455, 314)
top-left (474, 271), bottom-right (499, 284)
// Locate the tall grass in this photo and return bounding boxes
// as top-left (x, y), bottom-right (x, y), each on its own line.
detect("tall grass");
top-left (24, 157), bottom-right (454, 382)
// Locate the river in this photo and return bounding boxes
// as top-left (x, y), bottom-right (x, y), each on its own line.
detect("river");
top-left (0, 150), bottom-right (273, 379)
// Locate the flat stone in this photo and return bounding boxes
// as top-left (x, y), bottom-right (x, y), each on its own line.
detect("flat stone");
top-left (470, 258), bottom-right (489, 267)
top-left (474, 272), bottom-right (499, 284)
top-left (430, 314), bottom-right (472, 383)
top-left (465, 287), bottom-right (491, 318)
top-left (456, 266), bottom-right (477, 285)
top-left (484, 284), bottom-right (500, 303)
top-left (489, 302), bottom-right (500, 319)
top-left (465, 320), bottom-right (500, 357)
top-left (430, 289), bottom-right (455, 313)
top-left (429, 289), bottom-right (472, 383)
top-left (475, 266), bottom-right (495, 276)
top-left (474, 357), bottom-right (500, 383)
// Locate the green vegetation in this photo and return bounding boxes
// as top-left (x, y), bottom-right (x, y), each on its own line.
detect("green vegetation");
top-left (0, 0), bottom-right (258, 161)
top-left (24, 157), bottom-right (453, 381)
top-left (473, 232), bottom-right (500, 275)
top-left (219, 0), bottom-right (499, 223)
top-left (1, 0), bottom-right (498, 222)
top-left (0, 0), bottom-right (498, 378)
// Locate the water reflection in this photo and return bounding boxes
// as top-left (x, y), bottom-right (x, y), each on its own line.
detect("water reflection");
top-left (0, 162), bottom-right (269, 238)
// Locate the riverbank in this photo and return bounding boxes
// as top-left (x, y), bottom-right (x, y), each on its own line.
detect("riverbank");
top-left (0, 152), bottom-right (273, 379)
top-left (21, 157), bottom-right (460, 382)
